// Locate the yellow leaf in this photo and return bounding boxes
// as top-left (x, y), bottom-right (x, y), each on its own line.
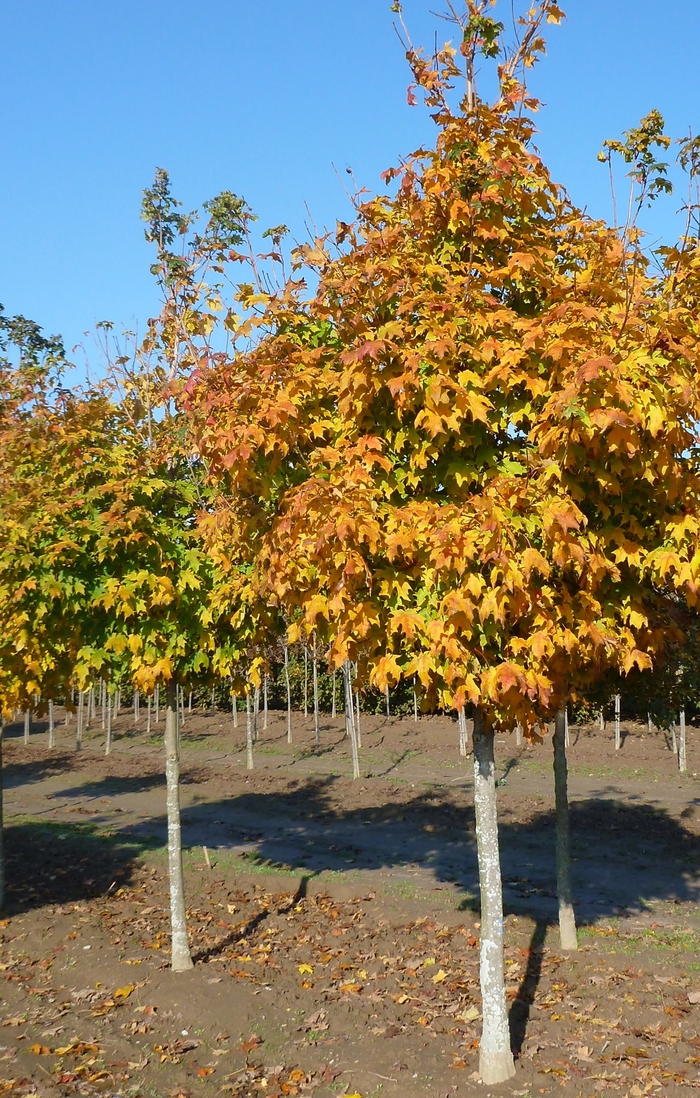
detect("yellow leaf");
top-left (298, 964), bottom-right (313, 975)
top-left (114, 983), bottom-right (136, 999)
top-left (432, 968), bottom-right (448, 984)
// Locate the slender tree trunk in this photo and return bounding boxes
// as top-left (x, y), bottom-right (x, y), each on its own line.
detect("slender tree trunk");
top-left (188, 690), bottom-right (192, 714)
top-left (23, 710), bottom-right (30, 746)
top-left (232, 690), bottom-right (239, 729)
top-left (671, 720), bottom-right (678, 756)
top-left (101, 680), bottom-right (106, 730)
top-left (614, 694), bottom-right (621, 750)
top-left (385, 685), bottom-right (390, 719)
top-left (354, 666), bottom-right (362, 749)
top-left (284, 645), bottom-right (292, 744)
top-left (515, 720), bottom-right (522, 747)
top-left (179, 686), bottom-right (185, 731)
top-left (48, 700), bottom-right (55, 749)
top-left (647, 712), bottom-right (653, 734)
top-left (413, 676), bottom-right (418, 722)
top-left (134, 690), bottom-right (139, 724)
top-left (263, 671), bottom-right (269, 731)
top-left (599, 707), bottom-right (604, 732)
top-left (105, 691), bottom-right (112, 756)
top-left (155, 684), bottom-right (160, 724)
top-left (303, 645), bottom-right (308, 718)
top-left (679, 708), bottom-right (687, 772)
top-left (0, 718), bottom-right (4, 909)
top-left (312, 634), bottom-right (320, 748)
top-left (147, 695), bottom-right (152, 735)
top-left (345, 662), bottom-right (360, 780)
top-left (164, 680), bottom-right (193, 971)
top-left (246, 691), bottom-right (254, 770)
top-left (331, 667), bottom-right (337, 719)
top-left (564, 705), bottom-right (570, 749)
top-left (253, 685), bottom-right (260, 742)
top-left (472, 710), bottom-right (515, 1084)
top-left (211, 687), bottom-right (216, 715)
top-left (553, 709), bottom-right (578, 950)
top-left (458, 706), bottom-right (468, 757)
top-left (76, 691), bottom-right (84, 751)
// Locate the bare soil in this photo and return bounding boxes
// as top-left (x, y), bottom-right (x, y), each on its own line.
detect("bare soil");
top-left (1, 705), bottom-right (699, 1097)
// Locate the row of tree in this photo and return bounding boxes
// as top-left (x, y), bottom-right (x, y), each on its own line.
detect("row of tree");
top-left (3, 0), bottom-right (700, 1083)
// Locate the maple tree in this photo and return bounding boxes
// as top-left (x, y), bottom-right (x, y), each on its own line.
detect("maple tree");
top-left (184, 0), bottom-right (700, 1079)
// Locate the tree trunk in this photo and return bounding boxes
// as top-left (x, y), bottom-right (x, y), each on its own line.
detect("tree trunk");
top-left (155, 684), bottom-right (160, 724)
top-left (147, 695), bottom-right (152, 735)
top-left (647, 712), bottom-right (653, 734)
top-left (564, 706), bottom-right (569, 749)
top-left (354, 667), bottom-right (362, 749)
top-left (232, 690), bottom-right (239, 729)
top-left (284, 645), bottom-right (292, 744)
top-left (458, 706), bottom-right (468, 757)
top-left (253, 685), bottom-right (260, 742)
top-left (48, 700), bottom-right (55, 749)
top-left (671, 720), bottom-right (678, 756)
top-left (0, 718), bottom-right (4, 909)
top-left (263, 671), bottom-right (269, 731)
top-left (344, 661), bottom-right (360, 780)
top-left (413, 676), bottom-right (418, 722)
top-left (105, 689), bottom-right (113, 756)
top-left (331, 667), bottom-right (337, 718)
top-left (386, 685), bottom-right (390, 719)
top-left (76, 691), bottom-right (84, 751)
top-left (599, 707), bottom-right (604, 732)
top-left (472, 710), bottom-right (515, 1084)
top-left (515, 720), bottom-right (522, 747)
top-left (313, 635), bottom-right (320, 748)
top-left (100, 680), bottom-right (106, 730)
top-left (23, 710), bottom-right (30, 746)
top-left (188, 691), bottom-right (192, 714)
top-left (679, 709), bottom-right (687, 772)
top-left (134, 690), bottom-right (139, 724)
top-left (614, 694), bottom-right (621, 750)
top-left (164, 680), bottom-right (193, 971)
top-left (246, 691), bottom-right (254, 770)
top-left (303, 645), bottom-right (308, 718)
top-left (553, 709), bottom-right (578, 950)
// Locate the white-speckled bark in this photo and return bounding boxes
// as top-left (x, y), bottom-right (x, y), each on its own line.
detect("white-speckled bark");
top-left (554, 709), bottom-right (578, 951)
top-left (472, 709), bottom-right (515, 1084)
top-left (164, 680), bottom-right (193, 971)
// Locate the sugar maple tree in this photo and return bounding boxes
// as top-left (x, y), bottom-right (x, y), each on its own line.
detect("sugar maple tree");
top-left (186, 0), bottom-right (700, 1080)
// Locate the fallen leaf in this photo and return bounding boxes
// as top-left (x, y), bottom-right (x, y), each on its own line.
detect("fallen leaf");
top-left (29, 1044), bottom-right (50, 1055)
top-left (298, 964), bottom-right (313, 975)
top-left (458, 1005), bottom-right (480, 1023)
top-left (197, 1067), bottom-right (214, 1076)
top-left (114, 984), bottom-right (136, 999)
top-left (432, 968), bottom-right (448, 984)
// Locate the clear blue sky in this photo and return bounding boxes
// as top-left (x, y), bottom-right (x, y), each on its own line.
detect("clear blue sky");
top-left (2, 1), bottom-right (698, 369)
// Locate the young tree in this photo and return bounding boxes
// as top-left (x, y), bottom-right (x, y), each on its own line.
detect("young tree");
top-left (188, 1), bottom-right (700, 1080)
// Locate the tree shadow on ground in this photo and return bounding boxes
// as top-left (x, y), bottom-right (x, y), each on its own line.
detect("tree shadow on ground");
top-left (3, 751), bottom-right (82, 788)
top-left (2, 819), bottom-right (154, 915)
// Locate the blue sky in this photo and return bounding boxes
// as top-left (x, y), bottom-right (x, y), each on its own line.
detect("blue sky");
top-left (2, 1), bottom-right (698, 370)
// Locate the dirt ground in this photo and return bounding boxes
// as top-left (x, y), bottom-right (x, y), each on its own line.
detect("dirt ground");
top-left (1, 703), bottom-right (699, 1097)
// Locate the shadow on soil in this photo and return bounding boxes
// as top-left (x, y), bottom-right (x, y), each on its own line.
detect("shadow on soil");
top-left (3, 819), bottom-right (156, 915)
top-left (4, 773), bottom-right (699, 1056)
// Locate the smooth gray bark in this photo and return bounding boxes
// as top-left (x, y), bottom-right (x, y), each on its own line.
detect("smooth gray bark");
top-left (246, 692), bottom-right (254, 770)
top-left (472, 710), bottom-right (515, 1084)
top-left (554, 709), bottom-right (578, 951)
top-left (614, 693), bottom-right (621, 750)
top-left (344, 661), bottom-right (360, 780)
top-left (303, 645), bottom-right (309, 717)
top-left (313, 636), bottom-right (320, 747)
top-left (331, 668), bottom-right (337, 718)
top-left (105, 689), bottom-right (112, 759)
top-left (76, 691), bottom-right (84, 751)
top-left (164, 680), bottom-right (193, 971)
top-left (413, 677), bottom-right (418, 722)
top-left (458, 706), bottom-right (468, 757)
top-left (263, 671), bottom-right (269, 731)
top-left (48, 700), bottom-right (55, 749)
top-left (0, 718), bottom-right (4, 909)
top-left (679, 709), bottom-right (687, 772)
top-left (284, 645), bottom-right (292, 744)
top-left (386, 685), bottom-right (390, 719)
top-left (23, 710), bottom-right (30, 746)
